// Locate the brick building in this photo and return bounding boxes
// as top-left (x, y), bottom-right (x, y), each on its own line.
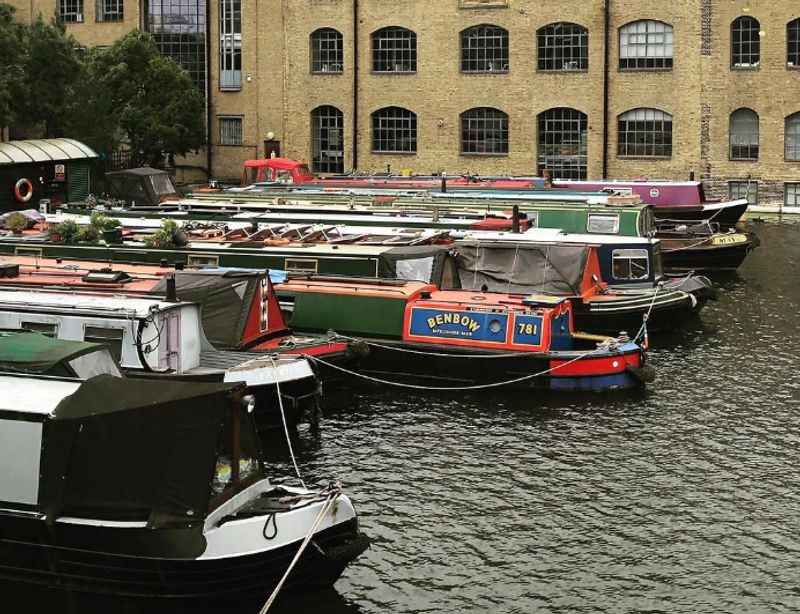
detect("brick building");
top-left (7, 0), bottom-right (800, 205)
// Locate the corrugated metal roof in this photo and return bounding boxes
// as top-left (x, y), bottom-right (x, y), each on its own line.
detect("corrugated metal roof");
top-left (0, 139), bottom-right (98, 165)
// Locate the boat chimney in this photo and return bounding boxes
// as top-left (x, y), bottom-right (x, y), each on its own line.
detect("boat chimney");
top-left (689, 171), bottom-right (695, 181)
top-left (542, 169), bottom-right (552, 189)
top-left (441, 171), bottom-right (447, 193)
top-left (512, 205), bottom-right (521, 234)
top-left (165, 274), bottom-right (179, 302)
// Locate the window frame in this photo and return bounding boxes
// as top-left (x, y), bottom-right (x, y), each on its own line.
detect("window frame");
top-left (310, 28), bottom-right (344, 74)
top-left (784, 182), bottom-right (800, 207)
top-left (219, 0), bottom-right (242, 91)
top-left (371, 107), bottom-right (417, 154)
top-left (460, 107), bottom-right (509, 156)
top-left (537, 107), bottom-right (588, 180)
top-left (218, 115), bottom-right (244, 146)
top-left (460, 24), bottom-right (509, 74)
top-left (786, 113), bottom-right (800, 161)
top-left (83, 326), bottom-right (125, 363)
top-left (728, 180), bottom-right (758, 205)
top-left (59, 0), bottom-right (84, 23)
top-left (788, 19), bottom-right (800, 69)
top-left (537, 22), bottom-right (589, 72)
top-left (731, 16), bottom-right (761, 70)
top-left (311, 105), bottom-right (345, 173)
top-left (95, 0), bottom-right (123, 22)
top-left (371, 26), bottom-right (417, 74)
top-left (729, 108), bottom-right (759, 161)
top-left (587, 214), bottom-right (620, 235)
top-left (617, 108), bottom-right (673, 159)
top-left (611, 249), bottom-right (650, 281)
top-left (618, 20), bottom-right (674, 71)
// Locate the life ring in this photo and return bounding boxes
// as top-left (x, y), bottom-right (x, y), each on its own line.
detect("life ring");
top-left (14, 178), bottom-right (33, 203)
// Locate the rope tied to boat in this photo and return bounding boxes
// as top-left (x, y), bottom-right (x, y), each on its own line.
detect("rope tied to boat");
top-left (268, 355), bottom-right (305, 489)
top-left (632, 281), bottom-right (663, 345)
top-left (259, 483), bottom-right (343, 614)
top-left (305, 344), bottom-right (614, 391)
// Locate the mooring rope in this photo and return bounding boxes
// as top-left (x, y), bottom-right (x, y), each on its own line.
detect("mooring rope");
top-left (269, 356), bottom-right (306, 489)
top-left (258, 485), bottom-right (342, 614)
top-left (632, 282), bottom-right (663, 344)
top-left (306, 345), bottom-right (612, 391)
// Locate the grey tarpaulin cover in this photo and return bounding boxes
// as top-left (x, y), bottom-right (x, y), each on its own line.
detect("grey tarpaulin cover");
top-left (379, 245), bottom-right (460, 288)
top-left (455, 241), bottom-right (589, 295)
top-left (152, 270), bottom-right (261, 350)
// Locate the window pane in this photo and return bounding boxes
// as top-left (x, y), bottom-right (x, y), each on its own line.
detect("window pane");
top-left (537, 107), bottom-right (587, 180)
top-left (461, 107), bottom-right (508, 155)
top-left (538, 22), bottom-right (588, 71)
top-left (728, 181), bottom-right (758, 205)
top-left (619, 20), bottom-right (674, 70)
top-left (219, 116), bottom-right (243, 145)
top-left (732, 16), bottom-right (760, 68)
top-left (372, 107), bottom-right (417, 153)
top-left (84, 327), bottom-right (124, 363)
top-left (372, 27), bottom-right (417, 73)
top-left (461, 25), bottom-right (509, 73)
top-left (618, 108), bottom-right (672, 157)
top-left (729, 109), bottom-right (759, 160)
top-left (311, 28), bottom-right (343, 73)
top-left (785, 183), bottom-right (800, 207)
top-left (312, 105), bottom-right (345, 173)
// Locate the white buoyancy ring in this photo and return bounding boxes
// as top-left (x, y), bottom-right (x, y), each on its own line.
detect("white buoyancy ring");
top-left (14, 178), bottom-right (33, 203)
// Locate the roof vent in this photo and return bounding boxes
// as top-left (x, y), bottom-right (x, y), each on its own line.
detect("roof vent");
top-left (82, 269), bottom-right (131, 283)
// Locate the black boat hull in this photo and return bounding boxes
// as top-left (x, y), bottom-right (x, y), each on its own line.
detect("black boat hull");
top-left (661, 235), bottom-right (758, 271)
top-left (654, 201), bottom-right (748, 230)
top-left (0, 516), bottom-right (368, 601)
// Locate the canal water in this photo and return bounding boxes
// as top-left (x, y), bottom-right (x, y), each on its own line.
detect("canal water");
top-left (18, 221), bottom-right (800, 614)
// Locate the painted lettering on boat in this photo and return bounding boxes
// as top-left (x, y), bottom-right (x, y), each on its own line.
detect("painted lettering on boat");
top-left (426, 312), bottom-right (481, 333)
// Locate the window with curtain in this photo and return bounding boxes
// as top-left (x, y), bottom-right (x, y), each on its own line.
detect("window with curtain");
top-left (460, 25), bottom-right (509, 73)
top-left (537, 23), bottom-right (588, 71)
top-left (619, 20), bottom-right (673, 70)
top-left (618, 108), bottom-right (673, 157)
top-left (729, 109), bottom-right (759, 160)
top-left (461, 107), bottom-right (509, 155)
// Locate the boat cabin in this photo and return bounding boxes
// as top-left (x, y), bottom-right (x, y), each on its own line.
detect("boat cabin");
top-left (104, 167), bottom-right (181, 207)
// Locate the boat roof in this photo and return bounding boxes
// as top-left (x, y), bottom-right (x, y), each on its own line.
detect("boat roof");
top-left (106, 166), bottom-right (169, 177)
top-left (0, 139), bottom-right (98, 165)
top-left (458, 227), bottom-right (658, 246)
top-left (279, 276), bottom-right (435, 299)
top-left (243, 157), bottom-right (305, 170)
top-left (0, 373), bottom-right (82, 415)
top-left (0, 330), bottom-right (108, 374)
top-left (0, 287), bottom-right (191, 317)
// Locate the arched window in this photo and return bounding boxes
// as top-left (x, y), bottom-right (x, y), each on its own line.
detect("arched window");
top-left (538, 108), bottom-right (588, 180)
top-left (731, 16), bottom-right (760, 68)
top-left (310, 28), bottom-right (343, 73)
top-left (537, 23), bottom-right (588, 71)
top-left (311, 106), bottom-right (344, 173)
top-left (460, 25), bottom-right (509, 73)
top-left (371, 107), bottom-right (417, 153)
top-left (461, 107), bottom-right (508, 155)
top-left (619, 20), bottom-right (673, 70)
top-left (789, 19), bottom-right (800, 67)
top-left (786, 113), bottom-right (800, 160)
top-left (618, 108), bottom-right (672, 157)
top-left (371, 27), bottom-right (417, 73)
top-left (729, 108), bottom-right (759, 161)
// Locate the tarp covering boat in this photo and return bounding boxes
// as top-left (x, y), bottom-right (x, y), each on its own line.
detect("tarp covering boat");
top-left (37, 375), bottom-right (245, 533)
top-left (378, 245), bottom-right (460, 287)
top-left (151, 270), bottom-right (262, 350)
top-left (0, 330), bottom-right (107, 374)
top-left (455, 242), bottom-right (589, 295)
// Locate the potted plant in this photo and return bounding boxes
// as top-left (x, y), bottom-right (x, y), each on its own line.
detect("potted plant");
top-left (91, 212), bottom-right (123, 243)
top-left (145, 219), bottom-right (179, 249)
top-left (4, 212), bottom-right (28, 235)
top-left (48, 220), bottom-right (80, 244)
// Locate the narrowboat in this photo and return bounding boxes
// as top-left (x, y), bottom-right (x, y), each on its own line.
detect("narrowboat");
top-left (452, 228), bottom-right (715, 334)
top-left (0, 286), bottom-right (320, 430)
top-left (274, 275), bottom-right (654, 392)
top-left (0, 368), bottom-right (368, 600)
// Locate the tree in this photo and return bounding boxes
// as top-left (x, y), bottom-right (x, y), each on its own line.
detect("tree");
top-left (0, 3), bottom-right (25, 130)
top-left (16, 15), bottom-right (81, 137)
top-left (87, 32), bottom-right (205, 167)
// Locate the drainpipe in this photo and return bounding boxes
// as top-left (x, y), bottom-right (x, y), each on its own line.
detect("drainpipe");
top-left (205, 0), bottom-right (213, 178)
top-left (602, 0), bottom-right (610, 179)
top-left (352, 0), bottom-right (359, 170)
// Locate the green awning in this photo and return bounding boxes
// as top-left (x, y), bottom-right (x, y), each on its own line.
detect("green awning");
top-left (0, 330), bottom-right (105, 374)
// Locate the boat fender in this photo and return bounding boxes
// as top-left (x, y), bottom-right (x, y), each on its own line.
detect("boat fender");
top-left (14, 178), bottom-right (33, 203)
top-left (626, 364), bottom-right (656, 384)
top-left (345, 339), bottom-right (370, 361)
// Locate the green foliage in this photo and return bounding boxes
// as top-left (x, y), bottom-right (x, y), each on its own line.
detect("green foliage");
top-left (145, 219), bottom-right (179, 249)
top-left (0, 4), bottom-right (25, 129)
top-left (48, 220), bottom-right (80, 244)
top-left (4, 212), bottom-right (28, 233)
top-left (89, 211), bottom-right (121, 232)
top-left (76, 224), bottom-right (100, 244)
top-left (82, 32), bottom-right (206, 166)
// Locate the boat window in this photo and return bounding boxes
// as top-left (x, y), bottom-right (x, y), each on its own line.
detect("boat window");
top-left (285, 258), bottom-right (319, 273)
top-left (612, 249), bottom-right (650, 280)
top-left (68, 348), bottom-right (123, 379)
top-left (187, 254), bottom-right (220, 268)
top-left (14, 247), bottom-right (42, 258)
top-left (148, 173), bottom-right (177, 196)
top-left (211, 406), bottom-right (264, 501)
top-left (587, 214), bottom-right (620, 234)
top-left (526, 211), bottom-right (539, 228)
top-left (21, 321), bottom-right (58, 337)
top-left (84, 327), bottom-right (124, 363)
